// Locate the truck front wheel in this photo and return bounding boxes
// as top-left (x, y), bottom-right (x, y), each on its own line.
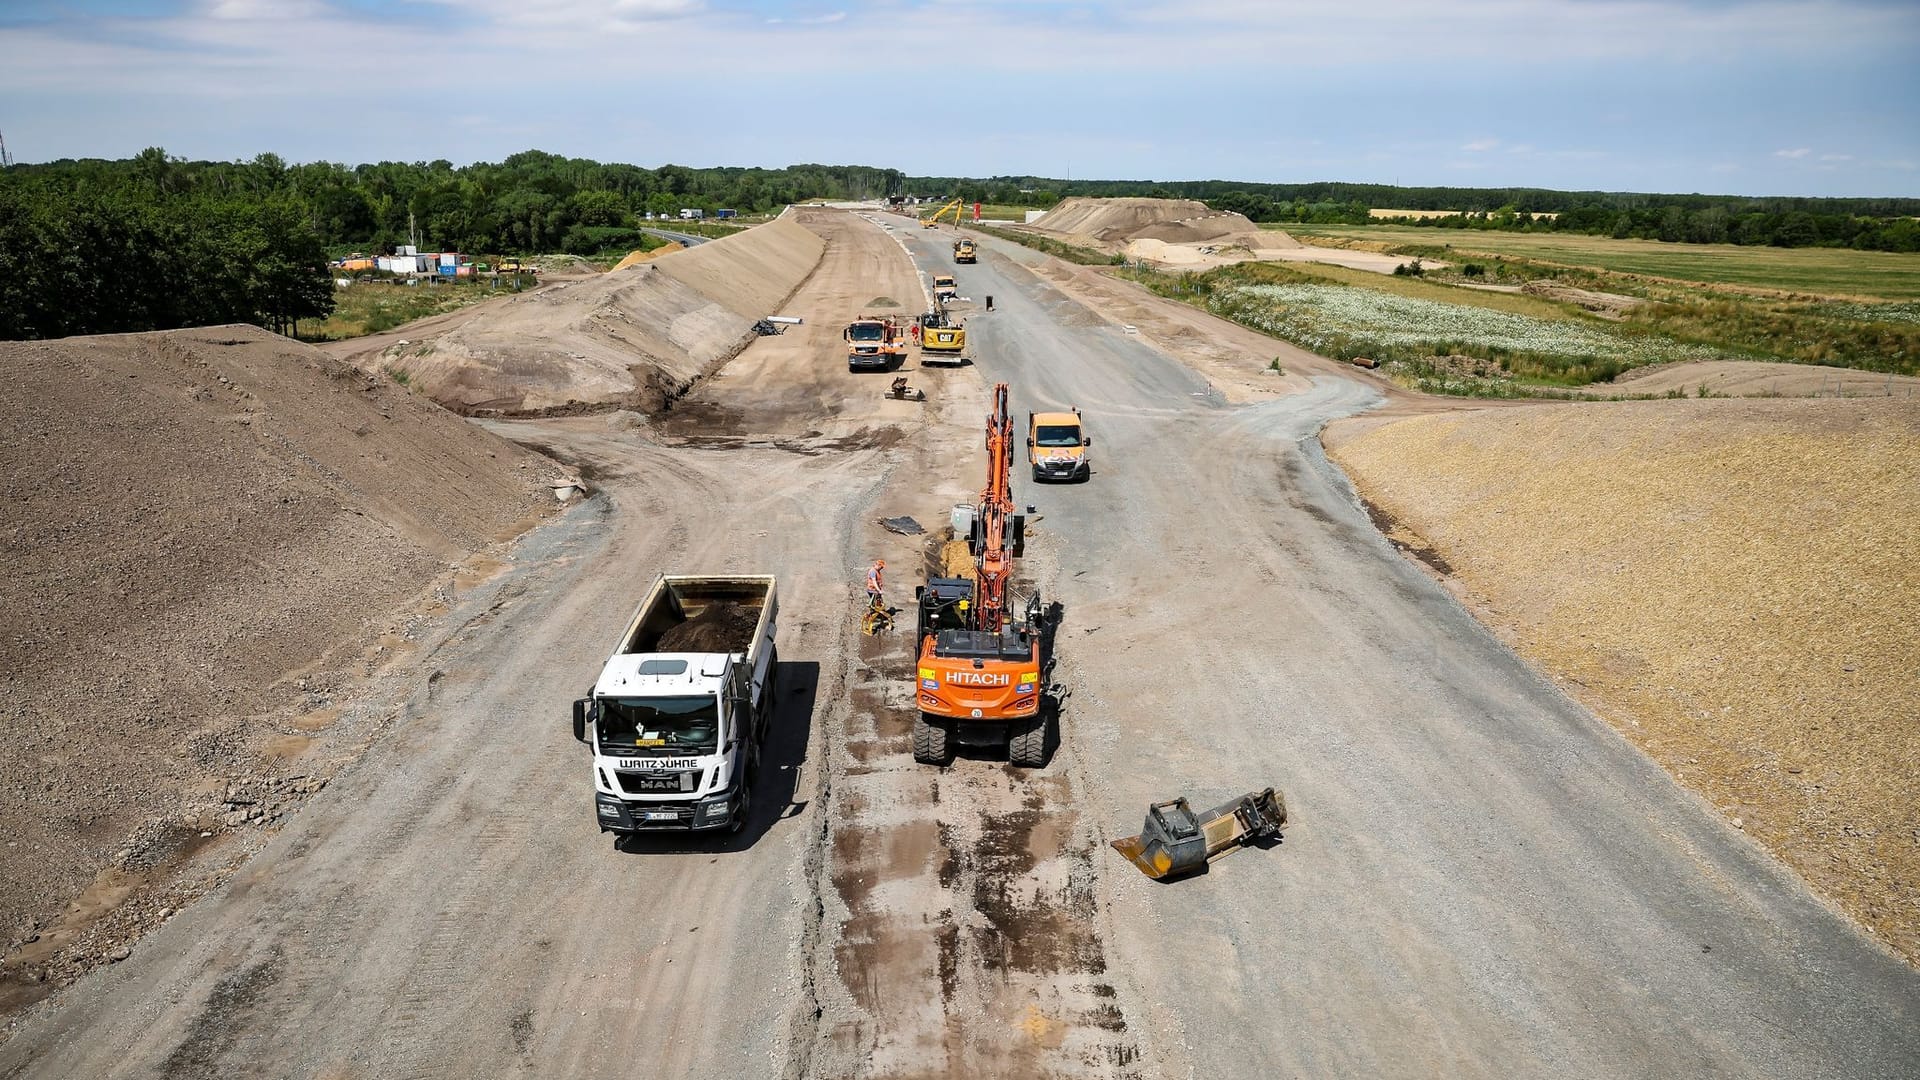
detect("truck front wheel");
top-left (912, 714), bottom-right (953, 766)
top-left (728, 781), bottom-right (752, 834)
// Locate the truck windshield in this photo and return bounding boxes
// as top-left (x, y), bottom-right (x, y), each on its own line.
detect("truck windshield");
top-left (848, 323), bottom-right (884, 342)
top-left (597, 696), bottom-right (719, 755)
top-left (1035, 425), bottom-right (1082, 448)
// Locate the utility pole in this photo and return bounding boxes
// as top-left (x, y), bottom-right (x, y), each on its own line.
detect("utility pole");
top-left (0, 132), bottom-right (13, 168)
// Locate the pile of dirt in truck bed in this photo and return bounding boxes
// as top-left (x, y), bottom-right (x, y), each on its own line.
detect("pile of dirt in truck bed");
top-left (338, 218), bottom-right (824, 414)
top-left (658, 602), bottom-right (760, 653)
top-left (1326, 398), bottom-right (1920, 962)
top-left (0, 325), bottom-right (565, 963)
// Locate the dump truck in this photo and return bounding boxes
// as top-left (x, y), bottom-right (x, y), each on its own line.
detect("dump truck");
top-left (913, 383), bottom-right (1052, 768)
top-left (932, 274), bottom-right (958, 301)
top-left (953, 238), bottom-right (977, 263)
top-left (571, 575), bottom-right (779, 835)
top-left (844, 315), bottom-right (906, 371)
top-left (1028, 408), bottom-right (1091, 482)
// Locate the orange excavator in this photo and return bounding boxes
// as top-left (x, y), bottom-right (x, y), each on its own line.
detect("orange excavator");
top-left (912, 383), bottom-right (1053, 767)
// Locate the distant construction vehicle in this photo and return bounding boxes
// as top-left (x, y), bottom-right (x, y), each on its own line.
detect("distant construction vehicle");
top-left (932, 274), bottom-right (958, 301)
top-left (953, 238), bottom-right (977, 263)
top-left (1028, 408), bottom-right (1091, 482)
top-left (912, 383), bottom-right (1053, 767)
top-left (919, 304), bottom-right (967, 366)
top-left (921, 198), bottom-right (964, 228)
top-left (844, 314), bottom-right (906, 371)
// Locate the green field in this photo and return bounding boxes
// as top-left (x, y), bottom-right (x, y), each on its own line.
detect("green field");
top-left (1287, 224), bottom-right (1920, 300)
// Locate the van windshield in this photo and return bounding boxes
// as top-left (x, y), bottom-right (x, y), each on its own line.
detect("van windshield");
top-left (848, 323), bottom-right (884, 342)
top-left (597, 695), bottom-right (719, 756)
top-left (1035, 425), bottom-right (1082, 448)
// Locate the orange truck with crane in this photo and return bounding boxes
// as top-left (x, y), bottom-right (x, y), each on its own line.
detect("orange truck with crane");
top-left (912, 383), bottom-right (1053, 767)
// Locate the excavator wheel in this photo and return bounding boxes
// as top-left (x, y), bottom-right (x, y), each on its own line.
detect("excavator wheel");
top-left (913, 713), bottom-right (953, 766)
top-left (1009, 712), bottom-right (1049, 768)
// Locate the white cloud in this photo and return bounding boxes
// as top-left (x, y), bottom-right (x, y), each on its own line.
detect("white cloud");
top-left (1820, 153), bottom-right (1854, 162)
top-left (1461, 138), bottom-right (1499, 153)
top-left (1774, 148), bottom-right (1811, 159)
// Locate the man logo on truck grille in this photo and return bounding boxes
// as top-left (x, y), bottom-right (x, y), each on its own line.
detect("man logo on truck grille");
top-left (949, 671), bottom-right (1011, 687)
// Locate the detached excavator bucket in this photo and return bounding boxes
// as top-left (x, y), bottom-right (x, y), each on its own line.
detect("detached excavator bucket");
top-left (1110, 788), bottom-right (1287, 881)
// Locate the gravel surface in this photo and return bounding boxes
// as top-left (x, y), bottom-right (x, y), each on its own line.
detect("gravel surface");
top-left (0, 325), bottom-right (563, 1019)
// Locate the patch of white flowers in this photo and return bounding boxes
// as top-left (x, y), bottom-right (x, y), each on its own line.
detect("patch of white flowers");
top-left (1213, 283), bottom-right (1731, 367)
top-left (1809, 301), bottom-right (1920, 326)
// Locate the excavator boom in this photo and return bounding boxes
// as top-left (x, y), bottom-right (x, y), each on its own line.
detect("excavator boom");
top-left (975, 383), bottom-right (1014, 631)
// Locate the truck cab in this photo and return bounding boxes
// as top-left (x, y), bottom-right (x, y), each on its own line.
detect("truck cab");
top-left (844, 316), bottom-right (903, 371)
top-left (932, 275), bottom-right (958, 301)
top-left (1027, 409), bottom-right (1091, 482)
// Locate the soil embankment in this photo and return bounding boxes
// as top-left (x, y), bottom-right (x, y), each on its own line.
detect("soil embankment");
top-left (329, 218), bottom-right (824, 414)
top-left (0, 325), bottom-right (566, 1001)
top-left (1327, 398), bottom-right (1920, 962)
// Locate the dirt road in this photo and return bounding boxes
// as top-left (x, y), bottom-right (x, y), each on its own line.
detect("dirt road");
top-left (3, 209), bottom-right (1915, 1078)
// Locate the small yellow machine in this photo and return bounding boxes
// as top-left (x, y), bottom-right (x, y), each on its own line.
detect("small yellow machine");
top-left (1111, 789), bottom-right (1288, 881)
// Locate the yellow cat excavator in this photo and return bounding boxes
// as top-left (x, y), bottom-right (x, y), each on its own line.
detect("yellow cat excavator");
top-left (920, 198), bottom-right (965, 228)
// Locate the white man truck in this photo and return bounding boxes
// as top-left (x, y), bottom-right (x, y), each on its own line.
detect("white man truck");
top-left (571, 574), bottom-right (778, 835)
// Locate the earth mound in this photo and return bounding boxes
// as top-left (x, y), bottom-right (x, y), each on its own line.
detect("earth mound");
top-left (1028, 196), bottom-right (1301, 257)
top-left (0, 325), bottom-right (566, 963)
top-left (363, 219), bottom-right (824, 414)
top-left (1329, 397), bottom-right (1920, 961)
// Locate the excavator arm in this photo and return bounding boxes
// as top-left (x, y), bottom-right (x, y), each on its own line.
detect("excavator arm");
top-left (974, 383), bottom-right (1015, 632)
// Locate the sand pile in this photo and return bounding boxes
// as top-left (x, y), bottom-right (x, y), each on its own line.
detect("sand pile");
top-left (1030, 196), bottom-right (1301, 252)
top-left (1032, 197), bottom-right (1210, 241)
top-left (658, 602), bottom-right (760, 653)
top-left (370, 219), bottom-right (824, 414)
top-left (609, 243), bottom-right (684, 272)
top-left (1328, 398), bottom-right (1920, 961)
top-left (0, 325), bottom-right (563, 957)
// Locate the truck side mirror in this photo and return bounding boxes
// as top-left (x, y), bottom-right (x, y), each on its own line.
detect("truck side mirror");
top-left (1083, 436), bottom-right (1092, 447)
top-left (1026, 437), bottom-right (1035, 447)
top-left (572, 698), bottom-right (591, 743)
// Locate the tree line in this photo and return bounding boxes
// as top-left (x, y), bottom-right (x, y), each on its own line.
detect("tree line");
top-left (5, 149), bottom-right (1915, 342)
top-left (0, 149), bottom-right (907, 341)
top-left (910, 174), bottom-right (1920, 251)
top-left (1387, 204), bottom-right (1920, 252)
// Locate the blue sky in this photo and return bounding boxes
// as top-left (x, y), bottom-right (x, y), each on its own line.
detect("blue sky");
top-left (3, 0), bottom-right (1917, 197)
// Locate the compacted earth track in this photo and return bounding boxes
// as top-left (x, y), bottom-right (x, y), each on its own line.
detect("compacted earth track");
top-left (2, 210), bottom-right (1915, 1079)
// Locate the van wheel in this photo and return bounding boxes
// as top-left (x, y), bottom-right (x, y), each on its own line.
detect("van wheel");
top-left (913, 714), bottom-right (953, 766)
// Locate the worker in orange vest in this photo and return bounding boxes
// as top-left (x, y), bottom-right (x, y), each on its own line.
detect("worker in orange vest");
top-left (865, 559), bottom-right (885, 605)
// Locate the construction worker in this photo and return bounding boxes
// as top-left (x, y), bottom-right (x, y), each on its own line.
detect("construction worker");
top-left (865, 560), bottom-right (885, 605)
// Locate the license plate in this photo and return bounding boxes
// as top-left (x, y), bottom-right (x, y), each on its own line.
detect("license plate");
top-left (644, 811), bottom-right (679, 821)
